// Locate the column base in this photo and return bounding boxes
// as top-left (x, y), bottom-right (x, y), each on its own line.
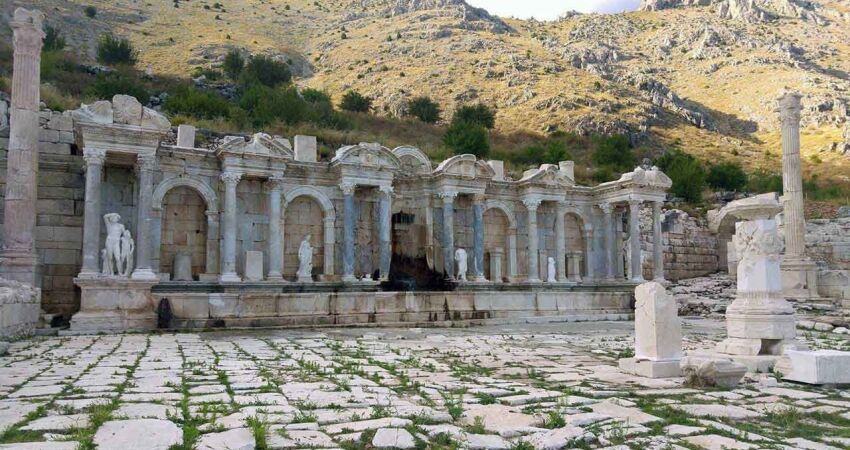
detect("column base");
top-left (267, 271), bottom-right (284, 282)
top-left (781, 257), bottom-right (822, 302)
top-left (220, 272), bottom-right (241, 283)
top-left (297, 275), bottom-right (314, 283)
top-left (472, 275), bottom-right (488, 282)
top-left (70, 277), bottom-right (158, 333)
top-left (619, 357), bottom-right (681, 378)
top-left (131, 268), bottom-right (159, 281)
top-left (342, 274), bottom-right (357, 283)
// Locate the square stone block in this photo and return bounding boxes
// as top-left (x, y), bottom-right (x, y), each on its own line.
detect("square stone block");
top-left (244, 251), bottom-right (264, 281)
top-left (778, 350), bottom-right (850, 385)
top-left (619, 358), bottom-right (681, 378)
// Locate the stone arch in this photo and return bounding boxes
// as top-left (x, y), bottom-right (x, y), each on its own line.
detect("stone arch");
top-left (282, 186), bottom-right (336, 277)
top-left (563, 210), bottom-right (589, 280)
top-left (483, 200), bottom-right (517, 281)
top-left (153, 175), bottom-right (218, 212)
top-left (392, 146), bottom-right (432, 175)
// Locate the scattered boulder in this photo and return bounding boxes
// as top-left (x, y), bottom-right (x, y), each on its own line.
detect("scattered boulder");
top-left (681, 356), bottom-right (747, 389)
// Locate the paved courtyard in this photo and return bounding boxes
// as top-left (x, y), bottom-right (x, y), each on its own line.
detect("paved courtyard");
top-left (1, 319), bottom-right (850, 450)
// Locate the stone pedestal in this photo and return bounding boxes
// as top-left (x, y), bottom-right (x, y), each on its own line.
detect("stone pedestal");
top-left (244, 251), bottom-right (264, 282)
top-left (776, 350), bottom-right (850, 385)
top-left (172, 253), bottom-right (192, 281)
top-left (489, 249), bottom-right (503, 283)
top-left (715, 218), bottom-right (803, 370)
top-left (70, 278), bottom-right (158, 332)
top-left (619, 281), bottom-right (682, 378)
top-left (569, 251), bottom-right (583, 283)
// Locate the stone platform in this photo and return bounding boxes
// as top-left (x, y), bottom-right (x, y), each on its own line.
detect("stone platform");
top-left (150, 283), bottom-right (634, 329)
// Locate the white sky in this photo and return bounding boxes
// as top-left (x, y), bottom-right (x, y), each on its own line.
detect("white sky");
top-left (466, 0), bottom-right (641, 19)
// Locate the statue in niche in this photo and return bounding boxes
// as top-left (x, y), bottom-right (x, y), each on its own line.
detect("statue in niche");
top-left (297, 234), bottom-right (314, 282)
top-left (623, 235), bottom-right (632, 280)
top-left (455, 248), bottom-right (468, 282)
top-left (120, 229), bottom-right (135, 276)
top-left (547, 257), bottom-right (556, 282)
top-left (103, 213), bottom-right (126, 276)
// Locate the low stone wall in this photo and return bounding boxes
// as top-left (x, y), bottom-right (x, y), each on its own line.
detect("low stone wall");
top-left (154, 289), bottom-right (633, 329)
top-left (641, 209), bottom-right (719, 281)
top-left (0, 278), bottom-right (41, 338)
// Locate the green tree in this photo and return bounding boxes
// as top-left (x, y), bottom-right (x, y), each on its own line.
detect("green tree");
top-left (301, 88), bottom-right (332, 105)
top-left (591, 135), bottom-right (634, 171)
top-left (339, 90), bottom-right (371, 112)
top-left (90, 72), bottom-right (148, 102)
top-left (42, 26), bottom-right (66, 53)
top-left (96, 34), bottom-right (137, 66)
top-left (407, 96), bottom-right (441, 123)
top-left (707, 161), bottom-right (748, 191)
top-left (443, 121), bottom-right (489, 157)
top-left (240, 83), bottom-right (307, 126)
top-left (241, 55), bottom-right (291, 87)
top-left (656, 150), bottom-right (706, 202)
top-left (163, 86), bottom-right (231, 119)
top-left (223, 49), bottom-right (245, 80)
top-left (84, 6), bottom-right (97, 18)
top-left (453, 103), bottom-right (495, 129)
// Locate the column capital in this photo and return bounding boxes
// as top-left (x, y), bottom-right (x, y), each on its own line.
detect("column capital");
top-left (339, 182), bottom-right (357, 195)
top-left (379, 185), bottom-right (395, 197)
top-left (136, 153), bottom-right (157, 171)
top-left (205, 210), bottom-right (219, 218)
top-left (598, 202), bottom-right (613, 214)
top-left (220, 171), bottom-right (242, 186)
top-left (522, 197), bottom-right (541, 211)
top-left (776, 91), bottom-right (802, 124)
top-left (11, 9), bottom-right (45, 56)
top-left (628, 198), bottom-right (642, 208)
top-left (82, 148), bottom-right (106, 165)
top-left (438, 190), bottom-right (458, 203)
top-left (266, 176), bottom-right (286, 192)
top-left (472, 193), bottom-right (486, 205)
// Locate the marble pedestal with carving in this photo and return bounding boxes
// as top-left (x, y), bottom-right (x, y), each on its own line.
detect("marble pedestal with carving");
top-left (69, 278), bottom-right (158, 332)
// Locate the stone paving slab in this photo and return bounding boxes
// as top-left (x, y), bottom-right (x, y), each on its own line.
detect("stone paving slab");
top-left (0, 321), bottom-right (848, 449)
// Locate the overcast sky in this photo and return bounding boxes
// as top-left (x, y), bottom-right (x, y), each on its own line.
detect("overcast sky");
top-left (466, 0), bottom-right (641, 19)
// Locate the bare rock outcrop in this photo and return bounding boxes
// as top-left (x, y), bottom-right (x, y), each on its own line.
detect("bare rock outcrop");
top-left (353, 0), bottom-right (512, 33)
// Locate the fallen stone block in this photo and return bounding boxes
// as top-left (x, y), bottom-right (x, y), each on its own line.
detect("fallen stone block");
top-left (680, 356), bottom-right (746, 389)
top-left (776, 350), bottom-right (850, 385)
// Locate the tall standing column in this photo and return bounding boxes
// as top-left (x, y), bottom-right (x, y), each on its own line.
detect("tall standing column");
top-left (439, 190), bottom-right (458, 279)
top-left (599, 203), bottom-right (615, 280)
top-left (472, 194), bottom-right (486, 282)
top-left (266, 177), bottom-right (285, 281)
top-left (1, 9), bottom-right (45, 286)
top-left (131, 153), bottom-right (157, 280)
top-left (629, 199), bottom-right (644, 282)
top-left (220, 171), bottom-right (242, 282)
top-left (523, 198), bottom-right (541, 282)
top-left (583, 228), bottom-right (594, 280)
top-left (555, 203), bottom-right (567, 282)
top-left (652, 201), bottom-right (665, 281)
top-left (378, 186), bottom-right (393, 281)
top-left (340, 182), bottom-right (357, 282)
top-left (78, 148), bottom-right (106, 278)
top-left (778, 92), bottom-right (806, 259)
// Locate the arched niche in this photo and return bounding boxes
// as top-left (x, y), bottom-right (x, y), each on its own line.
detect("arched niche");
top-left (484, 200), bottom-right (517, 281)
top-left (283, 186), bottom-right (336, 278)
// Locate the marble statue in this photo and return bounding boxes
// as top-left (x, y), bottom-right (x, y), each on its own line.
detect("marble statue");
top-left (120, 229), bottom-right (135, 277)
top-left (103, 213), bottom-right (126, 277)
top-left (547, 257), bottom-right (556, 282)
top-left (623, 235), bottom-right (632, 280)
top-left (455, 248), bottom-right (468, 281)
top-left (297, 234), bottom-right (313, 282)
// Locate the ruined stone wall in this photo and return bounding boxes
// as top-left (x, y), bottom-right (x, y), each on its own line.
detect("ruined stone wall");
top-left (641, 208), bottom-right (719, 281)
top-left (806, 218), bottom-right (850, 304)
top-left (0, 106), bottom-right (84, 318)
top-left (0, 278), bottom-right (41, 338)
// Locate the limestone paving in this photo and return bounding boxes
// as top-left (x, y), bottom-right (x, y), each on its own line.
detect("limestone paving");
top-left (0, 320), bottom-right (849, 450)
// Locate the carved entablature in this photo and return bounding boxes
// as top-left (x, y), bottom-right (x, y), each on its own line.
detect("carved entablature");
top-left (216, 133), bottom-right (293, 159)
top-left (332, 143), bottom-right (400, 170)
top-left (71, 96), bottom-right (169, 160)
top-left (617, 166), bottom-right (673, 190)
top-left (392, 146), bottom-right (432, 177)
top-left (594, 165), bottom-right (672, 205)
top-left (432, 155), bottom-right (495, 180)
top-left (72, 95), bottom-right (171, 131)
top-left (517, 164), bottom-right (574, 189)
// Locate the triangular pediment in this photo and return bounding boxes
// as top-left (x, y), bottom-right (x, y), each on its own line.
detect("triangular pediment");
top-left (518, 164), bottom-right (573, 187)
top-left (332, 143), bottom-right (400, 170)
top-left (433, 155), bottom-right (495, 180)
top-left (219, 133), bottom-right (293, 158)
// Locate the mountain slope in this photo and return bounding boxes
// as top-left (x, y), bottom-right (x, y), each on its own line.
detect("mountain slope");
top-left (2, 0), bottom-right (849, 185)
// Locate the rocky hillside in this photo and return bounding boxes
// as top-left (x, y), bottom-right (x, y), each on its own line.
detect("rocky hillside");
top-left (1, 0), bottom-right (849, 183)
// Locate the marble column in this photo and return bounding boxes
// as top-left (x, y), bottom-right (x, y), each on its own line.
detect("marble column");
top-left (439, 190), bottom-right (458, 279)
top-left (205, 211), bottom-right (220, 276)
top-left (266, 177), bottom-right (285, 281)
top-left (652, 201), bottom-right (665, 281)
top-left (340, 182), bottom-right (357, 282)
top-left (1, 8), bottom-right (45, 285)
top-left (378, 186), bottom-right (393, 281)
top-left (599, 203), bottom-right (615, 280)
top-left (472, 194), bottom-right (486, 282)
top-left (583, 228), bottom-right (594, 280)
top-left (507, 228), bottom-right (518, 281)
top-left (78, 148), bottom-right (106, 278)
top-left (555, 203), bottom-right (567, 282)
top-left (131, 153), bottom-right (157, 280)
top-left (629, 199), bottom-right (644, 282)
top-left (523, 198), bottom-right (541, 282)
top-left (220, 171), bottom-right (242, 282)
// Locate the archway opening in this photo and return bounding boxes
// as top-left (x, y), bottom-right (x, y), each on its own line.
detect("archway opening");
top-left (484, 208), bottom-right (509, 282)
top-left (284, 195), bottom-right (325, 280)
top-left (160, 186), bottom-right (208, 280)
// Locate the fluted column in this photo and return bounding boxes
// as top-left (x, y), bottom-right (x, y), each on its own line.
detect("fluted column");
top-left (266, 177), bottom-right (285, 281)
top-left (439, 190), bottom-right (458, 279)
top-left (78, 148), bottom-right (106, 278)
top-left (1, 8), bottom-right (45, 285)
top-left (472, 194), bottom-right (486, 282)
top-left (652, 201), bottom-right (665, 281)
top-left (629, 199), bottom-right (644, 282)
top-left (599, 203), bottom-right (615, 280)
top-left (778, 92), bottom-right (806, 258)
top-left (555, 203), bottom-right (567, 282)
top-left (205, 211), bottom-right (220, 275)
top-left (523, 198), bottom-right (541, 282)
top-left (340, 182), bottom-right (357, 282)
top-left (378, 186), bottom-right (393, 281)
top-left (131, 154), bottom-right (157, 280)
top-left (583, 228), bottom-right (594, 280)
top-left (220, 171), bottom-right (242, 282)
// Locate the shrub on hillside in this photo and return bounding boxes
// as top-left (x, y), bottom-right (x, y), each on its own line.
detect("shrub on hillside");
top-left (443, 121), bottom-right (489, 158)
top-left (407, 96), bottom-right (441, 123)
top-left (42, 26), bottom-right (66, 53)
top-left (240, 83), bottom-right (307, 126)
top-left (241, 55), bottom-right (291, 87)
top-left (302, 88), bottom-right (332, 105)
top-left (90, 73), bottom-right (149, 103)
top-left (515, 139), bottom-right (573, 166)
top-left (590, 135), bottom-right (634, 171)
top-left (453, 103), bottom-right (495, 129)
top-left (96, 34), bottom-right (137, 66)
top-left (707, 161), bottom-right (748, 191)
top-left (164, 86), bottom-right (231, 119)
top-left (339, 90), bottom-right (371, 112)
top-left (656, 150), bottom-right (706, 203)
top-left (84, 6), bottom-right (97, 18)
top-left (747, 170), bottom-right (783, 194)
top-left (223, 49), bottom-right (245, 80)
